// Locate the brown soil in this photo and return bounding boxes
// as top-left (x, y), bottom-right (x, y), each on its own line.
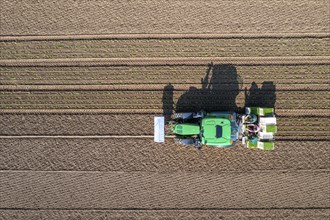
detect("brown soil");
top-left (0, 114), bottom-right (328, 137)
top-left (0, 139), bottom-right (328, 172)
top-left (1, 38), bottom-right (329, 59)
top-left (1, 0), bottom-right (329, 35)
top-left (1, 209), bottom-right (330, 220)
top-left (0, 209), bottom-right (330, 220)
top-left (0, 171), bottom-right (329, 209)
top-left (0, 0), bottom-right (329, 218)
top-left (1, 65), bottom-right (329, 85)
top-left (0, 90), bottom-right (328, 111)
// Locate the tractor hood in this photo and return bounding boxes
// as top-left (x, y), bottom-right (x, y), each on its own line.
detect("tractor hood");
top-left (201, 118), bottom-right (231, 146)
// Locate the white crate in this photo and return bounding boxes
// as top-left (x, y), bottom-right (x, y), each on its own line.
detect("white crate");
top-left (258, 132), bottom-right (274, 140)
top-left (154, 116), bottom-right (165, 142)
top-left (259, 117), bottom-right (277, 125)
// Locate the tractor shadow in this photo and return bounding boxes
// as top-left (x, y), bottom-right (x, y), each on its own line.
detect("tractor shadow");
top-left (162, 64), bottom-right (276, 122)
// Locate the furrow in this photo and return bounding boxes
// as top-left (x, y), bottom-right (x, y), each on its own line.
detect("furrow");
top-left (1, 65), bottom-right (329, 89)
top-left (1, 32), bottom-right (329, 41)
top-left (1, 38), bottom-right (329, 59)
top-left (0, 84), bottom-right (329, 91)
top-left (1, 56), bottom-right (329, 67)
top-left (0, 109), bottom-right (328, 117)
top-left (1, 79), bottom-right (329, 85)
top-left (1, 65), bottom-right (328, 85)
top-left (0, 90), bottom-right (328, 110)
top-left (1, 65), bottom-right (328, 75)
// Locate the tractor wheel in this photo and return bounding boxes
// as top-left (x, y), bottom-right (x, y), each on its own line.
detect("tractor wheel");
top-left (173, 112), bottom-right (193, 120)
top-left (174, 137), bottom-right (195, 145)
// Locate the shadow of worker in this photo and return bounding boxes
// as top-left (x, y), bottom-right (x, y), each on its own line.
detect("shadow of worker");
top-left (245, 81), bottom-right (276, 108)
top-left (162, 83), bottom-right (174, 122)
top-left (162, 64), bottom-right (241, 122)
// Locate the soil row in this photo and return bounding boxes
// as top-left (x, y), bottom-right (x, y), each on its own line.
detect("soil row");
top-left (1, 65), bottom-right (329, 86)
top-left (0, 114), bottom-right (328, 136)
top-left (0, 90), bottom-right (328, 110)
top-left (1, 65), bottom-right (328, 76)
top-left (0, 108), bottom-right (327, 117)
top-left (1, 38), bottom-right (329, 59)
top-left (0, 84), bottom-right (328, 91)
top-left (2, 32), bottom-right (330, 41)
top-left (1, 56), bottom-right (329, 67)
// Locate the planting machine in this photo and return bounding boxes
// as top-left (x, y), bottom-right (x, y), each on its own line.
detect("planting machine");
top-left (154, 107), bottom-right (277, 150)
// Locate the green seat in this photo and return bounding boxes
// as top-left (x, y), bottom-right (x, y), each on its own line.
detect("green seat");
top-left (265, 125), bottom-right (277, 133)
top-left (246, 140), bottom-right (258, 149)
top-left (262, 108), bottom-right (275, 117)
top-left (246, 107), bottom-right (274, 117)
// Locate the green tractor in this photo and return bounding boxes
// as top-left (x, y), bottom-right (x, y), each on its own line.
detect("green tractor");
top-left (154, 107), bottom-right (277, 150)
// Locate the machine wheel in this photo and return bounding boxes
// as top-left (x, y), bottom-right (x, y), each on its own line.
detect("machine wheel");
top-left (173, 112), bottom-right (193, 120)
top-left (174, 137), bottom-right (195, 145)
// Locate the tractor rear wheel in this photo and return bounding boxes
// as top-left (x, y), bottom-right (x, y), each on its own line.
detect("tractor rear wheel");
top-left (174, 137), bottom-right (195, 145)
top-left (173, 112), bottom-right (193, 120)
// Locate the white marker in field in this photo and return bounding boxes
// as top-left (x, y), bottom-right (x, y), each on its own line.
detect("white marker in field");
top-left (154, 116), bottom-right (165, 142)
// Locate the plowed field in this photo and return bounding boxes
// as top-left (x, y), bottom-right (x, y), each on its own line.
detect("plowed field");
top-left (1, 0), bottom-right (329, 219)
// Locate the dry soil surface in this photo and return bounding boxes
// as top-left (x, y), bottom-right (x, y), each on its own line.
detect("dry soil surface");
top-left (0, 0), bottom-right (329, 219)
